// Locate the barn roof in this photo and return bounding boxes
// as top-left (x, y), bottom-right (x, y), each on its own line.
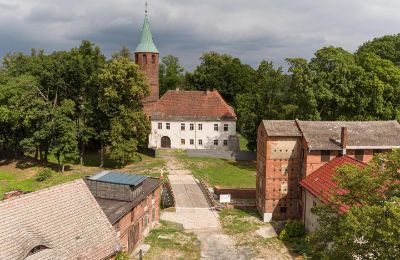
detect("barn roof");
top-left (89, 171), bottom-right (147, 187)
top-left (148, 89), bottom-right (237, 121)
top-left (299, 156), bottom-right (367, 213)
top-left (0, 179), bottom-right (121, 260)
top-left (262, 120), bottom-right (302, 136)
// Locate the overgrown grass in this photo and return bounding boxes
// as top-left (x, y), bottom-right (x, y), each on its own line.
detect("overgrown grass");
top-left (0, 170), bottom-right (88, 200)
top-left (180, 156), bottom-right (256, 188)
top-left (219, 208), bottom-right (263, 234)
top-left (144, 220), bottom-right (200, 260)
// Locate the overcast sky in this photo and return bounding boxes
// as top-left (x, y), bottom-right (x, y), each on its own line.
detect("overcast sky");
top-left (0, 0), bottom-right (399, 70)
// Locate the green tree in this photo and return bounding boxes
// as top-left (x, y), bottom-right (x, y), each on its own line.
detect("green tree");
top-left (356, 34), bottom-right (400, 65)
top-left (159, 55), bottom-right (185, 95)
top-left (308, 150), bottom-right (400, 259)
top-left (95, 58), bottom-right (151, 166)
top-left (112, 45), bottom-right (135, 61)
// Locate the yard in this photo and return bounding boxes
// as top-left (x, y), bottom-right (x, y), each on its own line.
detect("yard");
top-left (219, 208), bottom-right (305, 259)
top-left (179, 156), bottom-right (256, 188)
top-left (144, 220), bottom-right (200, 260)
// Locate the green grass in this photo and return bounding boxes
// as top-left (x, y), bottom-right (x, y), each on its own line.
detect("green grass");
top-left (144, 220), bottom-right (200, 260)
top-left (180, 156), bottom-right (256, 188)
top-left (0, 170), bottom-right (88, 200)
top-left (238, 134), bottom-right (250, 152)
top-left (219, 208), bottom-right (263, 234)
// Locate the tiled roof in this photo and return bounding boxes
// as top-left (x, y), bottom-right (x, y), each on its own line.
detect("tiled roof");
top-left (0, 179), bottom-right (121, 260)
top-left (262, 120), bottom-right (302, 136)
top-left (299, 156), bottom-right (367, 213)
top-left (148, 90), bottom-right (237, 121)
top-left (93, 178), bottom-right (162, 224)
top-left (297, 120), bottom-right (400, 150)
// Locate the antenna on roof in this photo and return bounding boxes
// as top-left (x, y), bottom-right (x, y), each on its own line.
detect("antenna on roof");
top-left (145, 0), bottom-right (149, 16)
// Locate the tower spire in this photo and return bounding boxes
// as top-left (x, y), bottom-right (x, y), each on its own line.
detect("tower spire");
top-left (145, 0), bottom-right (148, 16)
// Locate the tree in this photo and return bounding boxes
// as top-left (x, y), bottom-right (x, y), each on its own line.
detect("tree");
top-left (159, 55), bottom-right (185, 95)
top-left (187, 52), bottom-right (255, 105)
top-left (95, 57), bottom-right (151, 166)
top-left (356, 34), bottom-right (400, 65)
top-left (112, 46), bottom-right (135, 61)
top-left (308, 150), bottom-right (400, 259)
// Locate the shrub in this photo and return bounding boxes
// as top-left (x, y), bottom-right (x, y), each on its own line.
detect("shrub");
top-left (35, 169), bottom-right (53, 182)
top-left (115, 251), bottom-right (129, 260)
top-left (278, 219), bottom-right (305, 241)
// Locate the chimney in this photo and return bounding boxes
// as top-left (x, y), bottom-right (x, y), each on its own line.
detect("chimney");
top-left (4, 190), bottom-right (25, 200)
top-left (341, 127), bottom-right (348, 155)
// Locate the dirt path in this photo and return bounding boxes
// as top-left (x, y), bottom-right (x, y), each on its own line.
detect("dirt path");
top-left (161, 156), bottom-right (249, 259)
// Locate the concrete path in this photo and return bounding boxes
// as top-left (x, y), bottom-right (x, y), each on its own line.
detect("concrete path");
top-left (161, 157), bottom-right (249, 259)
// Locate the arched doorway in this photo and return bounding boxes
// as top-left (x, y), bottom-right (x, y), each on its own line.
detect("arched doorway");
top-left (161, 136), bottom-right (171, 148)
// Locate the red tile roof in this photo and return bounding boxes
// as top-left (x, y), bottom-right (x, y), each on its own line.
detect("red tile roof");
top-left (146, 89), bottom-right (236, 120)
top-left (299, 156), bottom-right (367, 213)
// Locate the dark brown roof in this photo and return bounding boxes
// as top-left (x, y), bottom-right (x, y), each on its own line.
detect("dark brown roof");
top-left (93, 178), bottom-right (162, 224)
top-left (0, 180), bottom-right (121, 260)
top-left (297, 120), bottom-right (400, 150)
top-left (300, 156), bottom-right (367, 213)
top-left (262, 120), bottom-right (302, 136)
top-left (147, 89), bottom-right (237, 121)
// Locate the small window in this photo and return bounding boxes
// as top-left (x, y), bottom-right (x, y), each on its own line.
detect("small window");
top-left (321, 150), bottom-right (330, 162)
top-left (135, 54), bottom-right (139, 64)
top-left (190, 139), bottom-right (194, 145)
top-left (190, 124), bottom-right (194, 131)
top-left (214, 124), bottom-right (219, 131)
top-left (166, 123), bottom-right (170, 130)
top-left (181, 123), bottom-right (185, 131)
top-left (313, 200), bottom-right (317, 207)
top-left (158, 123), bottom-right (162, 129)
top-left (198, 124), bottom-right (203, 130)
top-left (198, 139), bottom-right (203, 146)
top-left (355, 150), bottom-right (364, 161)
top-left (214, 140), bottom-right (219, 146)
top-left (223, 140), bottom-right (228, 146)
top-left (181, 139), bottom-right (185, 145)
top-left (280, 207), bottom-right (287, 213)
top-left (224, 124), bottom-right (228, 132)
top-left (152, 54), bottom-right (156, 64)
top-left (143, 54), bottom-right (147, 64)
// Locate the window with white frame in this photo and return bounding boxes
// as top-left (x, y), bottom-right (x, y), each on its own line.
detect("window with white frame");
top-left (181, 123), bottom-right (185, 131)
top-left (198, 139), bottom-right (203, 146)
top-left (190, 139), bottom-right (194, 145)
top-left (198, 124), bottom-right (203, 130)
top-left (224, 124), bottom-right (228, 132)
top-left (214, 124), bottom-right (219, 131)
top-left (223, 140), bottom-right (228, 146)
top-left (158, 123), bottom-right (162, 129)
top-left (181, 139), bottom-right (185, 145)
top-left (166, 123), bottom-right (170, 129)
top-left (190, 124), bottom-right (194, 130)
top-left (214, 140), bottom-right (219, 146)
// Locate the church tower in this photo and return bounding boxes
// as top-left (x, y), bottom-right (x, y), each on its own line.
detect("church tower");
top-left (135, 10), bottom-right (159, 104)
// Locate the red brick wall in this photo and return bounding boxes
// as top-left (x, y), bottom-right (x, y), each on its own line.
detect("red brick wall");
top-left (135, 52), bottom-right (159, 104)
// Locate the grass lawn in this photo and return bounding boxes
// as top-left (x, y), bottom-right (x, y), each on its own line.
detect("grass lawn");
top-left (219, 208), bottom-right (304, 259)
top-left (144, 220), bottom-right (200, 260)
top-left (179, 156), bottom-right (256, 188)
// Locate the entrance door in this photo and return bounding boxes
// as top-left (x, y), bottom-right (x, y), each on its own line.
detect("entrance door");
top-left (161, 136), bottom-right (171, 148)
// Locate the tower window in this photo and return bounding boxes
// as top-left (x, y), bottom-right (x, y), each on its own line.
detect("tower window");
top-left (152, 54), bottom-right (156, 64)
top-left (143, 54), bottom-right (147, 64)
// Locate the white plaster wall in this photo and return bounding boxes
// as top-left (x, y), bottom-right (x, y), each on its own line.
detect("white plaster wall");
top-left (303, 191), bottom-right (321, 232)
top-left (149, 120), bottom-right (237, 150)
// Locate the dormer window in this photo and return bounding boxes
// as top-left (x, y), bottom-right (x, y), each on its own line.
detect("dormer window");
top-left (26, 245), bottom-right (49, 258)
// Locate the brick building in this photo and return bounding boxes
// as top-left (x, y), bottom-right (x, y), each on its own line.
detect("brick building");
top-left (86, 171), bottom-right (162, 253)
top-left (256, 120), bottom-right (400, 222)
top-left (0, 179), bottom-right (121, 259)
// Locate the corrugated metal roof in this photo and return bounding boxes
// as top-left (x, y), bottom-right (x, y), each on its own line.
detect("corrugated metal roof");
top-left (89, 171), bottom-right (147, 186)
top-left (135, 15), bottom-right (159, 53)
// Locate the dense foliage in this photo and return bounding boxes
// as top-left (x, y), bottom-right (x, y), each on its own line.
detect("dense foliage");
top-left (0, 41), bottom-right (150, 169)
top-left (308, 150), bottom-right (400, 259)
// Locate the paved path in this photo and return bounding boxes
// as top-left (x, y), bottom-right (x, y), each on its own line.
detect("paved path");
top-left (161, 157), bottom-right (249, 259)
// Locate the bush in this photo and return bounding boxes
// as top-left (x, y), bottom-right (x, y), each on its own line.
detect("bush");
top-left (35, 169), bottom-right (53, 182)
top-left (115, 251), bottom-right (129, 260)
top-left (278, 219), bottom-right (305, 241)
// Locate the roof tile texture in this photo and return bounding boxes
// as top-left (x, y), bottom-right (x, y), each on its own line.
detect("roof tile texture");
top-left (0, 179), bottom-right (121, 260)
top-left (148, 90), bottom-right (237, 121)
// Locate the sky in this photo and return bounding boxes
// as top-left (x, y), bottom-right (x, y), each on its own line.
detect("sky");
top-left (0, 0), bottom-right (399, 71)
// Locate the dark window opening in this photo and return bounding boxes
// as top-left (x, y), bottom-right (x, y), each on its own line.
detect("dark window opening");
top-left (143, 54), bottom-right (147, 64)
top-left (166, 123), bottom-right (170, 129)
top-left (214, 140), bottom-right (219, 146)
top-left (223, 140), bottom-right (228, 146)
top-left (152, 54), bottom-right (156, 64)
top-left (27, 245), bottom-right (49, 257)
top-left (355, 150), bottom-right (364, 161)
top-left (158, 123), bottom-right (162, 129)
top-left (280, 207), bottom-right (287, 213)
top-left (321, 150), bottom-right (331, 162)
top-left (224, 124), bottom-right (228, 131)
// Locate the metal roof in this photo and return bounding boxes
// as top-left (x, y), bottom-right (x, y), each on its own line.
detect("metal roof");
top-left (135, 15), bottom-right (159, 53)
top-left (89, 171), bottom-right (147, 186)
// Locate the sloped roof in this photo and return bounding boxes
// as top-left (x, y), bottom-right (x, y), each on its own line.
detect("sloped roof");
top-left (89, 171), bottom-right (147, 186)
top-left (148, 90), bottom-right (237, 121)
top-left (0, 179), bottom-right (121, 260)
top-left (135, 15), bottom-right (159, 53)
top-left (297, 120), bottom-right (400, 150)
top-left (262, 120), bottom-right (302, 136)
top-left (299, 156), bottom-right (367, 213)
